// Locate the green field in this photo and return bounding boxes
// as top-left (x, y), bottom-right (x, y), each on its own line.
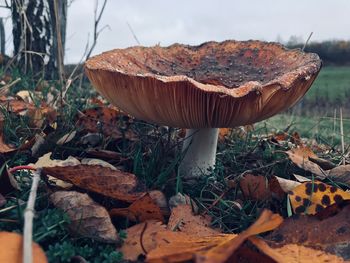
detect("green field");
top-left (258, 66), bottom-right (350, 145)
top-left (304, 66), bottom-right (350, 104)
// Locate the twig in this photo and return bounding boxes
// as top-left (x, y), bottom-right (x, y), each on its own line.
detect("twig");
top-left (0, 77), bottom-right (21, 96)
top-left (302, 32), bottom-right (313, 51)
top-left (340, 107), bottom-right (345, 165)
top-left (23, 168), bottom-right (41, 263)
top-left (126, 21), bottom-right (140, 45)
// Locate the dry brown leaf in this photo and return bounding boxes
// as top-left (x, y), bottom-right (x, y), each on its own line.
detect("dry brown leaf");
top-left (0, 231), bottom-right (47, 263)
top-left (80, 158), bottom-right (117, 170)
top-left (56, 130), bottom-right (77, 145)
top-left (76, 107), bottom-right (136, 140)
top-left (267, 204), bottom-right (350, 260)
top-left (110, 193), bottom-right (164, 222)
top-left (308, 156), bottom-right (336, 170)
top-left (119, 220), bottom-right (167, 261)
top-left (239, 174), bottom-right (285, 201)
top-left (289, 181), bottom-right (350, 214)
top-left (240, 174), bottom-right (271, 200)
top-left (50, 191), bottom-right (119, 243)
top-left (0, 134), bottom-right (16, 153)
top-left (196, 210), bottom-right (283, 263)
top-left (250, 236), bottom-right (345, 263)
top-left (286, 147), bottom-right (326, 179)
top-left (274, 176), bottom-right (301, 193)
top-left (327, 165), bottom-right (350, 185)
top-left (167, 204), bottom-right (219, 236)
top-left (42, 165), bottom-right (144, 202)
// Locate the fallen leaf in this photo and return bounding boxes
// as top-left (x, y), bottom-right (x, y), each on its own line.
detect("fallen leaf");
top-left (327, 165), bottom-right (350, 185)
top-left (293, 174), bottom-right (311, 182)
top-left (145, 210), bottom-right (282, 263)
top-left (30, 152), bottom-right (80, 168)
top-left (119, 220), bottom-right (167, 261)
top-left (309, 156), bottom-right (336, 170)
top-left (81, 158), bottom-right (117, 170)
top-left (29, 153), bottom-right (80, 188)
top-left (250, 236), bottom-right (345, 263)
top-left (0, 231), bottom-right (47, 263)
top-left (147, 231), bottom-right (234, 263)
top-left (110, 193), bottom-right (164, 222)
top-left (50, 191), bottom-right (119, 243)
top-left (286, 147), bottom-right (327, 179)
top-left (267, 204), bottom-right (350, 260)
top-left (76, 107), bottom-right (136, 140)
top-left (274, 176), bottom-right (301, 193)
top-left (289, 181), bottom-right (350, 214)
top-left (195, 210), bottom-right (283, 263)
top-left (42, 165), bottom-right (143, 202)
top-left (0, 134), bottom-right (16, 154)
top-left (240, 174), bottom-right (271, 200)
top-left (167, 204), bottom-right (219, 236)
top-left (56, 130), bottom-right (77, 145)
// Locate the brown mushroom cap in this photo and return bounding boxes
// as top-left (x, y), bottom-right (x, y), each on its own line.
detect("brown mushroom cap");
top-left (85, 40), bottom-right (321, 128)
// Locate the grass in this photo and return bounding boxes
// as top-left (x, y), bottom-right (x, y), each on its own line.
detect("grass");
top-left (304, 66), bottom-right (350, 104)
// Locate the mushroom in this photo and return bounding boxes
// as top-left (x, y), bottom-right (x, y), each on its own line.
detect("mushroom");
top-left (85, 40), bottom-right (321, 180)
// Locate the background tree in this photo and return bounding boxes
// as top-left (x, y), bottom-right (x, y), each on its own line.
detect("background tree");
top-left (11, 0), bottom-right (67, 80)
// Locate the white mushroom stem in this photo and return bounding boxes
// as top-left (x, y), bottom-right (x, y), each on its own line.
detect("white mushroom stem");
top-left (179, 128), bottom-right (219, 180)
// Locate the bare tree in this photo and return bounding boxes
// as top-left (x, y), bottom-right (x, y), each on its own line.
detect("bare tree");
top-left (11, 0), bottom-right (67, 80)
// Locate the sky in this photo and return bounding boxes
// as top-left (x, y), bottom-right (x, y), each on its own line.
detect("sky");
top-left (1, 0), bottom-right (350, 63)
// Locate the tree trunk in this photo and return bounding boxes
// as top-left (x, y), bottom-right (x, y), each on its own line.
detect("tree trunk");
top-left (0, 18), bottom-right (5, 54)
top-left (11, 0), bottom-right (67, 80)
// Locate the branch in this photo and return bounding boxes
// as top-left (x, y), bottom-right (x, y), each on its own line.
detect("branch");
top-left (85, 0), bottom-right (108, 60)
top-left (23, 169), bottom-right (41, 263)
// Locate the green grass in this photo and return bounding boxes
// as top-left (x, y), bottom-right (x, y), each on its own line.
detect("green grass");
top-left (304, 66), bottom-right (350, 104)
top-left (259, 113), bottom-right (350, 146)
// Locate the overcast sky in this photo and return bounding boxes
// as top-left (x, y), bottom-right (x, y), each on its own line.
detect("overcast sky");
top-left (1, 0), bottom-right (350, 63)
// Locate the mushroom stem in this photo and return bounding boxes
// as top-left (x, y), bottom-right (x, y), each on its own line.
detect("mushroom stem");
top-left (179, 128), bottom-right (219, 180)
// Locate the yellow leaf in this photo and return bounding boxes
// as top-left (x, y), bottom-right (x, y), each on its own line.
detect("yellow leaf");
top-left (289, 181), bottom-right (350, 215)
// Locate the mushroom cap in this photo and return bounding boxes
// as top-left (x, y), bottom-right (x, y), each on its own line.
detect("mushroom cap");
top-left (85, 40), bottom-right (321, 128)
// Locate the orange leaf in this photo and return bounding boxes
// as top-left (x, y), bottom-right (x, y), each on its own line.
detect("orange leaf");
top-left (249, 237), bottom-right (345, 263)
top-left (167, 204), bottom-right (219, 236)
top-left (119, 220), bottom-right (167, 261)
top-left (289, 181), bottom-right (350, 215)
top-left (110, 193), bottom-right (164, 222)
top-left (195, 210), bottom-right (283, 263)
top-left (42, 165), bottom-right (144, 202)
top-left (0, 231), bottom-right (47, 263)
top-left (218, 128), bottom-right (231, 142)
